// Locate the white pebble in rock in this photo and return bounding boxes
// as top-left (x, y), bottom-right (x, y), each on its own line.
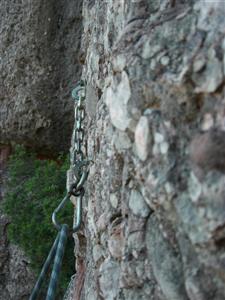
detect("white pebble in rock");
top-left (154, 132), bottom-right (164, 144)
top-left (160, 56), bottom-right (170, 66)
top-left (135, 116), bottom-right (151, 161)
top-left (105, 71), bottom-right (131, 131)
top-left (160, 142), bottom-right (169, 155)
top-left (110, 193), bottom-right (118, 209)
top-left (129, 190), bottom-right (151, 218)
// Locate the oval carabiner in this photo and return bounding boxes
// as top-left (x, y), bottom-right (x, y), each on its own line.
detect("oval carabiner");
top-left (73, 188), bottom-right (85, 233)
top-left (52, 194), bottom-right (70, 231)
top-left (52, 188), bottom-right (85, 232)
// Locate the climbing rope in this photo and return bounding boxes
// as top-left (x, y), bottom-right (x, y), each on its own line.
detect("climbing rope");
top-left (29, 81), bottom-right (90, 300)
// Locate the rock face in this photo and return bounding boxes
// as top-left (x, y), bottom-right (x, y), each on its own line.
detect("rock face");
top-left (1, 0), bottom-right (225, 299)
top-left (68, 1), bottom-right (225, 299)
top-left (0, 0), bottom-right (83, 298)
top-left (0, 0), bottom-right (83, 154)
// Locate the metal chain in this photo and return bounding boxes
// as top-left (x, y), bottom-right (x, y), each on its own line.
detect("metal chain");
top-left (30, 81), bottom-right (91, 300)
top-left (69, 80), bottom-right (92, 200)
top-left (72, 80), bottom-right (86, 166)
top-left (52, 80), bottom-right (91, 233)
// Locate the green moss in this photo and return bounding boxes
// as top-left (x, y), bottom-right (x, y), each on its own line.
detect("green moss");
top-left (3, 145), bottom-right (74, 298)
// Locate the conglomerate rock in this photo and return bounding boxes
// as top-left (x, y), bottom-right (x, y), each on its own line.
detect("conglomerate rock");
top-left (68, 1), bottom-right (225, 299)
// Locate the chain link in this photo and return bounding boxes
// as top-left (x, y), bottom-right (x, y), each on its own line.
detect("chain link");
top-left (72, 80), bottom-right (86, 167)
top-left (31, 81), bottom-right (91, 300)
top-left (71, 80), bottom-right (93, 186)
top-left (52, 80), bottom-right (92, 234)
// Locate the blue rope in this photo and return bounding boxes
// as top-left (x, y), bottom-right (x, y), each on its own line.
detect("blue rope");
top-left (46, 224), bottom-right (68, 300)
top-left (29, 224), bottom-right (69, 300)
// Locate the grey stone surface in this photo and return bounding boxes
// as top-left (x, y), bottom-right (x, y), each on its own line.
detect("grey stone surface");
top-left (146, 215), bottom-right (188, 300)
top-left (71, 1), bottom-right (225, 299)
top-left (5, 245), bottom-right (35, 300)
top-left (129, 189), bottom-right (151, 218)
top-left (99, 258), bottom-right (120, 300)
top-left (0, 0), bottom-right (83, 154)
top-left (0, 159), bottom-right (35, 300)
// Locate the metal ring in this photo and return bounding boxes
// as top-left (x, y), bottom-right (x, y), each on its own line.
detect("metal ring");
top-left (69, 182), bottom-right (84, 197)
top-left (73, 151), bottom-right (84, 164)
top-left (72, 85), bottom-right (85, 101)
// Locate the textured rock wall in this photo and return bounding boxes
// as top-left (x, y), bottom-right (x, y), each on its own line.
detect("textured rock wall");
top-left (70, 1), bottom-right (225, 299)
top-left (0, 0), bottom-right (83, 154)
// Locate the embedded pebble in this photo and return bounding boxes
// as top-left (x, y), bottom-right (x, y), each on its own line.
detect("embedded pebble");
top-left (129, 190), bottom-right (151, 218)
top-left (135, 116), bottom-right (151, 161)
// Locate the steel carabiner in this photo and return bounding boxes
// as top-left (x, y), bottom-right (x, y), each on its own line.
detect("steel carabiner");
top-left (52, 188), bottom-right (84, 233)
